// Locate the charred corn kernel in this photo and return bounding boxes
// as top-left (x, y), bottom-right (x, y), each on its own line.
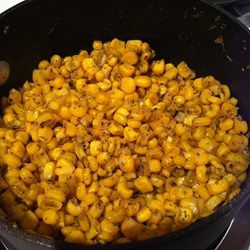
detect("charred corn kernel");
top-left (205, 195), bottom-right (222, 211)
top-left (5, 130), bottom-right (16, 143)
top-left (175, 123), bottom-right (186, 136)
top-left (177, 207), bottom-right (193, 224)
top-left (20, 168), bottom-right (35, 185)
top-left (192, 77), bottom-right (203, 91)
top-left (95, 70), bottom-right (106, 82)
top-left (121, 217), bottom-right (143, 240)
top-left (119, 63), bottom-right (135, 77)
top-left (134, 75), bottom-right (151, 88)
top-left (85, 226), bottom-right (98, 240)
top-left (86, 156), bottom-right (98, 172)
top-left (88, 181), bottom-right (99, 193)
top-left (184, 85), bottom-right (194, 100)
top-left (136, 207), bottom-right (152, 222)
top-left (148, 200), bottom-right (165, 216)
top-left (205, 104), bottom-right (220, 119)
top-left (38, 59), bottom-right (50, 69)
top-left (65, 122), bottom-right (76, 137)
top-left (82, 57), bottom-right (96, 70)
top-left (134, 144), bottom-right (147, 155)
top-left (83, 193), bottom-right (98, 206)
top-left (127, 119), bottom-right (141, 128)
top-left (123, 200), bottom-right (140, 217)
top-left (113, 112), bottom-right (127, 126)
top-left (3, 113), bottom-right (16, 126)
top-left (82, 168), bottom-right (91, 186)
top-left (198, 137), bottom-right (217, 153)
top-left (93, 40), bottom-right (103, 50)
top-left (126, 40), bottom-right (142, 53)
top-left (0, 128), bottom-right (7, 138)
top-left (88, 202), bottom-right (103, 219)
top-left (66, 199), bottom-right (83, 216)
top-left (173, 155), bottom-right (186, 167)
top-left (177, 61), bottom-right (191, 78)
top-left (89, 140), bottom-right (102, 156)
top-left (59, 106), bottom-right (71, 120)
top-left (116, 107), bottom-right (129, 116)
top-left (164, 66), bottom-right (178, 80)
top-left (174, 95), bottom-right (185, 105)
top-left (234, 118), bottom-right (248, 134)
top-left (96, 152), bottom-right (109, 165)
top-left (97, 80), bottom-right (112, 92)
top-left (119, 155), bottom-right (135, 173)
top-left (216, 144), bottom-right (230, 157)
top-left (121, 77), bottom-right (136, 93)
top-left (134, 176), bottom-right (153, 193)
top-left (196, 185), bottom-right (211, 201)
top-left (101, 219), bottom-right (119, 236)
top-left (95, 92), bottom-right (109, 104)
top-left (194, 152), bottom-right (209, 165)
top-left (0, 190), bottom-right (16, 206)
top-left (207, 179), bottom-right (229, 195)
top-left (75, 79), bottom-right (86, 92)
top-left (42, 209), bottom-right (59, 225)
top-left (121, 50), bottom-right (138, 65)
top-left (150, 174), bottom-right (164, 187)
top-left (147, 138), bottom-right (158, 149)
top-left (196, 165), bottom-right (208, 183)
top-left (108, 122), bottom-right (123, 135)
top-left (215, 130), bottom-right (226, 142)
top-left (117, 181), bottom-right (133, 199)
top-left (105, 207), bottom-right (126, 224)
top-left (55, 158), bottom-right (75, 175)
top-left (51, 54), bottom-right (62, 67)
top-left (45, 189), bottom-right (66, 203)
top-left (108, 56), bottom-right (118, 67)
top-left (52, 76), bottom-right (64, 88)
top-left (20, 210), bottom-right (39, 230)
top-left (48, 100), bottom-right (60, 111)
top-left (3, 153), bottom-right (21, 168)
top-left (143, 97), bottom-right (153, 109)
top-left (219, 118), bottom-right (234, 131)
top-left (164, 201), bottom-right (177, 212)
top-left (193, 117), bottom-right (212, 127)
top-left (75, 183), bottom-right (87, 201)
top-left (85, 84), bottom-right (100, 97)
top-left (37, 127), bottom-right (53, 143)
top-left (50, 147), bottom-right (63, 161)
top-left (10, 141), bottom-right (25, 158)
top-left (207, 96), bottom-right (222, 105)
top-left (69, 104), bottom-right (87, 118)
top-left (65, 229), bottom-right (85, 244)
top-left (123, 127), bottom-right (139, 142)
top-left (148, 159), bottom-right (161, 172)
top-left (111, 89), bottom-right (125, 100)
top-left (61, 226), bottom-right (78, 236)
top-left (78, 214), bottom-right (90, 232)
top-left (152, 60), bottom-right (165, 76)
top-left (224, 174), bottom-right (237, 186)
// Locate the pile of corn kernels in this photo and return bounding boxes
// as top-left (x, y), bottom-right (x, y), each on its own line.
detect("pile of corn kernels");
top-left (0, 38), bottom-right (248, 244)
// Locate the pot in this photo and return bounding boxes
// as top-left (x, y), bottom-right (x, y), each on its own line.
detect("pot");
top-left (0, 0), bottom-right (249, 249)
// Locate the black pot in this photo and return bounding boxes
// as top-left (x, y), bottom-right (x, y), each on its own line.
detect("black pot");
top-left (0, 0), bottom-right (249, 249)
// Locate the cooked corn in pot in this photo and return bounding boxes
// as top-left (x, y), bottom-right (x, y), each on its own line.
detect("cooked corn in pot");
top-left (0, 38), bottom-right (249, 244)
